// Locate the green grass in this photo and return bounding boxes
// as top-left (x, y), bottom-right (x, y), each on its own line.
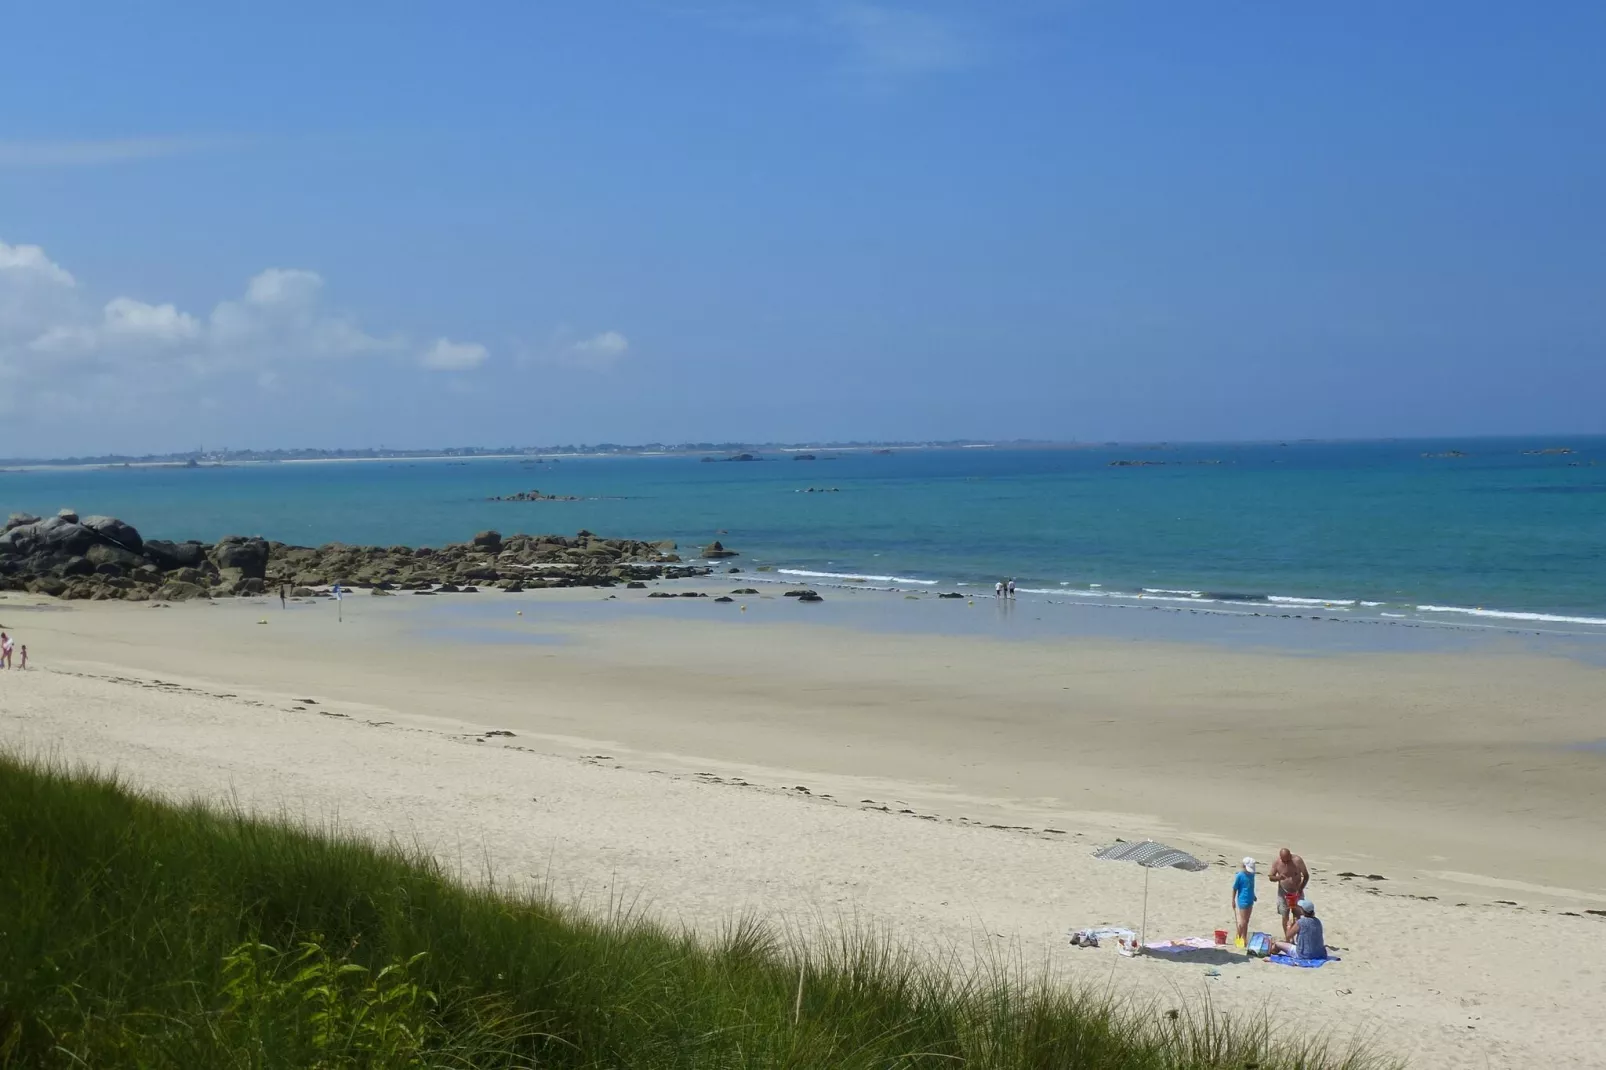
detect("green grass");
top-left (0, 753), bottom-right (1388, 1069)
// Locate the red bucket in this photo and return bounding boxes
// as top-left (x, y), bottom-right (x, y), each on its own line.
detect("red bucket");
top-left (1214, 929), bottom-right (1228, 946)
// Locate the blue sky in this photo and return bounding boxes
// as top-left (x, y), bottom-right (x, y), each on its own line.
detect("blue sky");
top-left (2, 1), bottom-right (1603, 454)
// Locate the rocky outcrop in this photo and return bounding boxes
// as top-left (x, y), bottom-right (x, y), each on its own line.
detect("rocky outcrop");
top-left (487, 489), bottom-right (581, 502)
top-left (82, 515), bottom-right (143, 551)
top-left (214, 536), bottom-right (269, 579)
top-left (1109, 459), bottom-right (1224, 467)
top-left (701, 540), bottom-right (739, 559)
top-left (0, 512), bottom-right (710, 602)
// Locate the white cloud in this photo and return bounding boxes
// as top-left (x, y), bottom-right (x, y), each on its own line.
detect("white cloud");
top-left (1, 241), bottom-right (83, 351)
top-left (573, 330), bottom-right (630, 360)
top-left (420, 337), bottom-right (489, 371)
top-left (0, 137), bottom-right (231, 169)
top-left (245, 267), bottom-right (323, 308)
top-left (520, 327), bottom-right (633, 370)
top-left (102, 297), bottom-right (202, 343)
top-left (0, 237), bottom-right (446, 418)
top-left (0, 241), bottom-right (76, 286)
top-left (209, 269), bottom-right (390, 357)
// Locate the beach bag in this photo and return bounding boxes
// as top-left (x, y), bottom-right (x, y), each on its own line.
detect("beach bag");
top-left (1247, 932), bottom-right (1272, 957)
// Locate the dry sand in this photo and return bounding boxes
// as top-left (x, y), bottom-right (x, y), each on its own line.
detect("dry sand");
top-left (1, 588), bottom-right (1603, 1068)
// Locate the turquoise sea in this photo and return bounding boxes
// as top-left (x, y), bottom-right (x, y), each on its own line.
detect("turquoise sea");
top-left (3, 437), bottom-right (1604, 630)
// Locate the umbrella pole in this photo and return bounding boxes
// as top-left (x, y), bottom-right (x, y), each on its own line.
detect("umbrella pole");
top-left (1140, 867), bottom-right (1149, 949)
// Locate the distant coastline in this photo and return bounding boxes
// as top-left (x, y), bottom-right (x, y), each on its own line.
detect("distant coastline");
top-left (0, 441), bottom-right (1007, 470)
top-left (2, 433), bottom-right (1597, 471)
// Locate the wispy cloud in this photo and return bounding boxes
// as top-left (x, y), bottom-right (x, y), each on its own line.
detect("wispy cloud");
top-left (674, 1), bottom-right (982, 82)
top-left (419, 337), bottom-right (489, 371)
top-left (517, 328), bottom-right (633, 371)
top-left (0, 137), bottom-right (233, 169)
top-left (829, 5), bottom-right (979, 78)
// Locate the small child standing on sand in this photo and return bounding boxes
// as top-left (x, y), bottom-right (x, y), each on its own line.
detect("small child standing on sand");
top-left (1231, 857), bottom-right (1257, 948)
top-left (18, 645), bottom-right (26, 670)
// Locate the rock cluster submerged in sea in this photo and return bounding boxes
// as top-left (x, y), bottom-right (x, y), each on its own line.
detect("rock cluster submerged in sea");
top-left (485, 489), bottom-right (581, 502)
top-left (0, 511), bottom-right (708, 602)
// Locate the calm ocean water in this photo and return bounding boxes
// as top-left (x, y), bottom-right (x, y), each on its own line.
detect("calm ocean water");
top-left (3, 437), bottom-right (1604, 627)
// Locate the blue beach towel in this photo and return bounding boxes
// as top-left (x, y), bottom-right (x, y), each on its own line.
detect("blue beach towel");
top-left (1267, 954), bottom-right (1339, 968)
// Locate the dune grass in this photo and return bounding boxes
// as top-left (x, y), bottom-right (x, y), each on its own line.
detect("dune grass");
top-left (0, 753), bottom-right (1387, 1069)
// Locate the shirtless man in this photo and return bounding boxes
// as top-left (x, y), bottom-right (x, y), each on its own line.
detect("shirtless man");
top-left (1268, 847), bottom-right (1310, 939)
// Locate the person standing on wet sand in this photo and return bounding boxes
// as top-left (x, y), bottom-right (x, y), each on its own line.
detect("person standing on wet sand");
top-left (280, 584), bottom-right (287, 609)
top-left (1006, 578), bottom-right (1016, 599)
top-left (995, 580), bottom-right (1004, 598)
top-left (17, 645), bottom-right (26, 670)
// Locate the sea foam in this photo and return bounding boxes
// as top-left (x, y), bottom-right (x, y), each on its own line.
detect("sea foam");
top-left (1415, 605), bottom-right (1606, 627)
top-left (775, 568), bottom-right (939, 586)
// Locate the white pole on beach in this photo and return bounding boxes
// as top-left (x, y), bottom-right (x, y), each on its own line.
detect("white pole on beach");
top-left (1140, 867), bottom-right (1149, 948)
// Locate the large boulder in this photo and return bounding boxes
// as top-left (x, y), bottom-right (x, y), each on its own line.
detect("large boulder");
top-left (5, 513), bottom-right (40, 532)
top-left (86, 543), bottom-right (144, 570)
top-left (81, 515), bottom-right (143, 552)
top-left (0, 516), bottom-right (96, 558)
top-left (212, 536), bottom-right (269, 579)
top-left (472, 530), bottom-right (503, 552)
top-left (144, 539), bottom-right (208, 570)
top-left (700, 540), bottom-right (738, 559)
top-left (154, 580), bottom-right (210, 601)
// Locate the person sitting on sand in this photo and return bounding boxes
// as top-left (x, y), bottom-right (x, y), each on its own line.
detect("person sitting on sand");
top-left (1231, 856), bottom-right (1257, 947)
top-left (1269, 846), bottom-right (1309, 939)
top-left (1273, 899), bottom-right (1326, 960)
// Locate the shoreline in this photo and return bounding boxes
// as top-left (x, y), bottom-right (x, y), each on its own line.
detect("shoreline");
top-left (3, 591), bottom-right (1603, 1068)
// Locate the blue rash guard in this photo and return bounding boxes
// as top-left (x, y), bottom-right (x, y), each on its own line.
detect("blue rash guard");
top-left (1232, 870), bottom-right (1256, 909)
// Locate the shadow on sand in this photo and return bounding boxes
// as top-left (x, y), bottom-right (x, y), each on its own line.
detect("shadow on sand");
top-left (1143, 948), bottom-right (1248, 967)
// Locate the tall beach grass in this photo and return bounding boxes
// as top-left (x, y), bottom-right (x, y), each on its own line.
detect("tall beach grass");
top-left (0, 752), bottom-right (1388, 1068)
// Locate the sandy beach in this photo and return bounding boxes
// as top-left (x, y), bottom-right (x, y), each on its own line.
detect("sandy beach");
top-left (2, 586), bottom-right (1603, 1068)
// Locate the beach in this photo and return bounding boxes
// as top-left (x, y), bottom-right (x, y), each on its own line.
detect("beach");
top-left (2, 584), bottom-right (1602, 1068)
